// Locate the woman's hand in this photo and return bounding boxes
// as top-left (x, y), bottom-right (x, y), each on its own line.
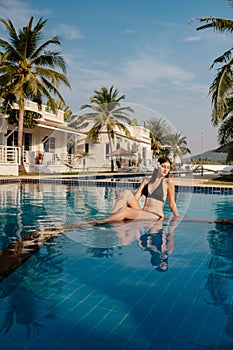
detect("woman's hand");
top-left (117, 192), bottom-right (125, 200)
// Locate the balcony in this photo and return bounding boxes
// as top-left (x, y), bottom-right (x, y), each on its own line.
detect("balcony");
top-left (0, 146), bottom-right (20, 176)
top-left (12, 100), bottom-right (65, 123)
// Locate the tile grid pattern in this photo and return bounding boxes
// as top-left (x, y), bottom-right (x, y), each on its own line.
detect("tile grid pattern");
top-left (0, 177), bottom-right (233, 195)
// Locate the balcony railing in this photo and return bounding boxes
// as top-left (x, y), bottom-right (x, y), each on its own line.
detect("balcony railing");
top-left (24, 100), bottom-right (64, 122)
top-left (0, 146), bottom-right (20, 165)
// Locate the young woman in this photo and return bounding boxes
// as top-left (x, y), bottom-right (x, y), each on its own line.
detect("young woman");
top-left (101, 157), bottom-right (179, 223)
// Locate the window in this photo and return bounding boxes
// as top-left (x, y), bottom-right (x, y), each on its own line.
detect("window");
top-left (44, 137), bottom-right (55, 153)
top-left (7, 131), bottom-right (32, 150)
top-left (67, 134), bottom-right (75, 155)
top-left (85, 143), bottom-right (89, 153)
top-left (116, 137), bottom-right (122, 149)
top-left (106, 143), bottom-right (110, 156)
top-left (24, 133), bottom-right (32, 151)
top-left (143, 147), bottom-right (146, 158)
top-left (7, 131), bottom-right (17, 147)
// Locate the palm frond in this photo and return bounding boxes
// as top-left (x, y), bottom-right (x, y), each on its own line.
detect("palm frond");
top-left (196, 17), bottom-right (233, 34)
top-left (209, 60), bottom-right (233, 125)
top-left (79, 86), bottom-right (133, 155)
top-left (209, 48), bottom-right (233, 69)
top-left (218, 115), bottom-right (233, 144)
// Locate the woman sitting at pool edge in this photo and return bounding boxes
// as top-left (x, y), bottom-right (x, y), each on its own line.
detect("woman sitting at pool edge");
top-left (101, 156), bottom-right (179, 223)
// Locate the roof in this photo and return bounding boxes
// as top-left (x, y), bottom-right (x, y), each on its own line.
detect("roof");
top-left (107, 147), bottom-right (135, 157)
top-left (36, 119), bottom-right (86, 136)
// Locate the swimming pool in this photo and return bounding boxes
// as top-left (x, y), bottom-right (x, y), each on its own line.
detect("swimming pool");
top-left (0, 182), bottom-right (233, 350)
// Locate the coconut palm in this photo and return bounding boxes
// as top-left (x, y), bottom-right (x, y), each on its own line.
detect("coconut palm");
top-left (196, 15), bottom-right (233, 126)
top-left (77, 86), bottom-right (134, 171)
top-left (195, 1), bottom-right (233, 161)
top-left (130, 117), bottom-right (139, 126)
top-left (0, 89), bottom-right (42, 128)
top-left (218, 115), bottom-right (233, 162)
top-left (146, 117), bottom-right (170, 156)
top-left (46, 99), bottom-right (72, 121)
top-left (0, 17), bottom-right (71, 173)
top-left (164, 132), bottom-right (191, 169)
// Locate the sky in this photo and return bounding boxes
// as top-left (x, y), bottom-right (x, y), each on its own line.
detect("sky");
top-left (0, 0), bottom-right (232, 156)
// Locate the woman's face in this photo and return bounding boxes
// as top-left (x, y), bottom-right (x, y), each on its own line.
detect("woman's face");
top-left (158, 161), bottom-right (170, 177)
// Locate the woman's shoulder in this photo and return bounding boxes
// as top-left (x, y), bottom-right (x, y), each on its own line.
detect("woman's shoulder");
top-left (165, 177), bottom-right (175, 186)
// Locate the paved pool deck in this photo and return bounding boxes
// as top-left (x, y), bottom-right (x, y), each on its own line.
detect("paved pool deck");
top-left (0, 172), bottom-right (232, 188)
top-left (172, 175), bottom-right (233, 187)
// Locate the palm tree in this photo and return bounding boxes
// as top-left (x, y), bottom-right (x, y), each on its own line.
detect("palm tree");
top-left (1, 91), bottom-right (42, 128)
top-left (164, 132), bottom-right (191, 169)
top-left (195, 1), bottom-right (233, 161)
top-left (77, 86), bottom-right (134, 172)
top-left (0, 17), bottom-right (71, 173)
top-left (218, 115), bottom-right (233, 162)
top-left (146, 117), bottom-right (170, 156)
top-left (130, 117), bottom-right (139, 126)
top-left (196, 15), bottom-right (233, 126)
top-left (47, 99), bottom-right (73, 121)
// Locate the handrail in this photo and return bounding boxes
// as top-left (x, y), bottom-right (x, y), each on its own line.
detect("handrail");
top-left (0, 145), bottom-right (20, 165)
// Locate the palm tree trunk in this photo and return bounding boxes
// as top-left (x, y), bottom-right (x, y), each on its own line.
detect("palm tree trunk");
top-left (173, 154), bottom-right (176, 170)
top-left (110, 159), bottom-right (114, 172)
top-left (108, 131), bottom-right (115, 172)
top-left (18, 107), bottom-right (26, 174)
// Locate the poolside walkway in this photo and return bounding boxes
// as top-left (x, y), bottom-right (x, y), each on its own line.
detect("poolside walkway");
top-left (172, 174), bottom-right (233, 187)
top-left (0, 172), bottom-right (232, 187)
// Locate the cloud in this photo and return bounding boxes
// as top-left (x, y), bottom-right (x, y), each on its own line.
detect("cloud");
top-left (0, 0), bottom-right (49, 29)
top-left (183, 36), bottom-right (202, 42)
top-left (63, 49), bottom-right (204, 119)
top-left (124, 29), bottom-right (136, 34)
top-left (64, 47), bottom-right (202, 95)
top-left (122, 53), bottom-right (195, 87)
top-left (55, 24), bottom-right (84, 40)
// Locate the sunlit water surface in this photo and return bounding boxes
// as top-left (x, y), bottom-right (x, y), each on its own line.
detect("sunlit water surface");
top-left (0, 182), bottom-right (233, 350)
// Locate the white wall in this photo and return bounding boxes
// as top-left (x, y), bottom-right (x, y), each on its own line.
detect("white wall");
top-left (0, 164), bottom-right (18, 176)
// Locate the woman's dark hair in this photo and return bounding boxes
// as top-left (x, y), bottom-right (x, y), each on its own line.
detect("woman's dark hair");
top-left (158, 157), bottom-right (172, 178)
top-left (151, 252), bottom-right (169, 272)
top-left (158, 156), bottom-right (172, 165)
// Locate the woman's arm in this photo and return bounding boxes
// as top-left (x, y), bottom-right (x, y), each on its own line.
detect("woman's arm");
top-left (134, 178), bottom-right (148, 202)
top-left (166, 179), bottom-right (179, 217)
top-left (166, 217), bottom-right (180, 253)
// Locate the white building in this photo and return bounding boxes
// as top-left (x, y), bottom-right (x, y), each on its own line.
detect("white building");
top-left (0, 100), bottom-right (153, 175)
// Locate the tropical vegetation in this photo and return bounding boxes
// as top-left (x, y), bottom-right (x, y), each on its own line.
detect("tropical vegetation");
top-left (163, 132), bottom-right (191, 168)
top-left (74, 86), bottom-right (134, 171)
top-left (0, 16), bottom-right (71, 172)
top-left (146, 117), bottom-right (191, 167)
top-left (195, 0), bottom-right (233, 162)
top-left (46, 100), bottom-right (73, 121)
top-left (146, 117), bottom-right (170, 156)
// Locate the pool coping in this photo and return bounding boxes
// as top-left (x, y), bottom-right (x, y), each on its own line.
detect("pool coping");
top-left (0, 173), bottom-right (232, 194)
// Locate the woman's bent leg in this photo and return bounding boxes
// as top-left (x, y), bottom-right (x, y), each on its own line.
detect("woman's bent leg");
top-left (111, 189), bottom-right (141, 213)
top-left (103, 206), bottom-right (143, 223)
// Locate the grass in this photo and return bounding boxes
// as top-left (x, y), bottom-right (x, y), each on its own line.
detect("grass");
top-left (206, 173), bottom-right (233, 185)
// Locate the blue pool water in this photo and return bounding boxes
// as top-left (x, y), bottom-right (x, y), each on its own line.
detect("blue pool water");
top-left (0, 182), bottom-right (233, 350)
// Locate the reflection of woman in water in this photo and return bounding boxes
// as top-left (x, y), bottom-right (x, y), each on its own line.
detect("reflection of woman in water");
top-left (101, 157), bottom-right (179, 223)
top-left (137, 219), bottom-right (177, 272)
